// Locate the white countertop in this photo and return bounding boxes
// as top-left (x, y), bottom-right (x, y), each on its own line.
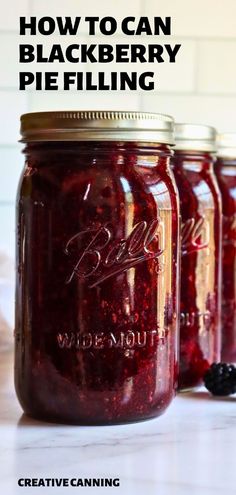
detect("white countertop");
top-left (1, 350), bottom-right (236, 495)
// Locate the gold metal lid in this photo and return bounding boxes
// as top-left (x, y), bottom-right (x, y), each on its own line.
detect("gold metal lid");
top-left (20, 110), bottom-right (174, 144)
top-left (174, 123), bottom-right (217, 152)
top-left (217, 133), bottom-right (236, 159)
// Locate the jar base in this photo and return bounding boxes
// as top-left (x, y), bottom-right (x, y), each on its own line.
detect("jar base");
top-left (20, 408), bottom-right (168, 426)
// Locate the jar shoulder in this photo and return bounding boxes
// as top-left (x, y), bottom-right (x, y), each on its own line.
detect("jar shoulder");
top-left (18, 154), bottom-right (177, 213)
top-left (172, 162), bottom-right (220, 215)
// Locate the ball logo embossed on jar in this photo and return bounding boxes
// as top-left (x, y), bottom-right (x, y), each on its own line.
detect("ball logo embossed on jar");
top-left (65, 219), bottom-right (164, 287)
top-left (181, 215), bottom-right (210, 256)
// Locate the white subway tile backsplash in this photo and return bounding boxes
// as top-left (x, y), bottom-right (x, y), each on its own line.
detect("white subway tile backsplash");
top-left (83, 36), bottom-right (196, 93)
top-left (0, 0), bottom-right (29, 31)
top-left (0, 35), bottom-right (19, 88)
top-left (0, 92), bottom-right (28, 145)
top-left (0, 147), bottom-right (24, 202)
top-left (144, 0), bottom-right (236, 38)
top-left (197, 41), bottom-right (236, 94)
top-left (28, 90), bottom-right (141, 112)
top-left (141, 93), bottom-right (236, 132)
top-left (149, 39), bottom-right (196, 93)
top-left (31, 0), bottom-right (142, 34)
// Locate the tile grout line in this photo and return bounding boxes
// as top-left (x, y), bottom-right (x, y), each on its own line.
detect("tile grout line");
top-left (1, 88), bottom-right (236, 98)
top-left (1, 29), bottom-right (236, 43)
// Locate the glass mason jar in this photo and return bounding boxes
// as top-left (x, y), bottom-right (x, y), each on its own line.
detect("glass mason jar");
top-left (172, 124), bottom-right (222, 390)
top-left (215, 134), bottom-right (236, 363)
top-left (15, 111), bottom-right (180, 424)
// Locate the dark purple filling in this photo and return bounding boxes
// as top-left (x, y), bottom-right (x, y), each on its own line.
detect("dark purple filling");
top-left (15, 142), bottom-right (179, 424)
top-left (172, 151), bottom-right (221, 390)
top-left (215, 158), bottom-right (236, 363)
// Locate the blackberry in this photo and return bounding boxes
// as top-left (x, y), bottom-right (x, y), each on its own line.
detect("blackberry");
top-left (204, 363), bottom-right (236, 396)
